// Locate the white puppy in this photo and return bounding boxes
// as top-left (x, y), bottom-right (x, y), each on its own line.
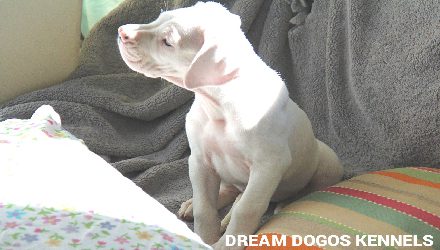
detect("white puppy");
top-left (118, 2), bottom-right (343, 249)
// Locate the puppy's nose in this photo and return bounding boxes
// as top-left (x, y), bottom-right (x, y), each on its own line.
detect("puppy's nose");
top-left (118, 25), bottom-right (141, 45)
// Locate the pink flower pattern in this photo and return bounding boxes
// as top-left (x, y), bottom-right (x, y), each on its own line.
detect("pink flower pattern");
top-left (42, 216), bottom-right (61, 225)
top-left (5, 222), bottom-right (19, 229)
top-left (162, 233), bottom-right (174, 242)
top-left (115, 236), bottom-right (130, 244)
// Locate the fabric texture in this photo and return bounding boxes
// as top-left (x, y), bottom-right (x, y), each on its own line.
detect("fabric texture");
top-left (0, 203), bottom-right (210, 250)
top-left (0, 0), bottom-right (439, 222)
top-left (255, 167), bottom-right (440, 249)
top-left (0, 105), bottom-right (79, 143)
top-left (288, 0), bottom-right (440, 176)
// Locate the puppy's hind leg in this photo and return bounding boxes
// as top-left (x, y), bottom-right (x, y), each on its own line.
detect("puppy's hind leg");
top-left (274, 143), bottom-right (342, 214)
top-left (220, 193), bottom-right (242, 233)
top-left (308, 140), bottom-right (344, 191)
top-left (178, 183), bottom-right (240, 221)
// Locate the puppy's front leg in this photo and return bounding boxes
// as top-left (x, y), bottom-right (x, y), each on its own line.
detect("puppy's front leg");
top-left (188, 155), bottom-right (222, 244)
top-left (213, 168), bottom-right (283, 249)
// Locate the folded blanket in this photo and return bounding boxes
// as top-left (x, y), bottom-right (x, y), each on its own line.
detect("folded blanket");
top-left (1, 0), bottom-right (439, 224)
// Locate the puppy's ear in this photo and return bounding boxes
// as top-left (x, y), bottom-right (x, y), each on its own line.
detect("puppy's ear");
top-left (184, 32), bottom-right (239, 89)
top-left (184, 3), bottom-right (242, 89)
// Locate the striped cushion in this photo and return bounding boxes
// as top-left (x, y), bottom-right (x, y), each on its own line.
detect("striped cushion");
top-left (254, 167), bottom-right (440, 249)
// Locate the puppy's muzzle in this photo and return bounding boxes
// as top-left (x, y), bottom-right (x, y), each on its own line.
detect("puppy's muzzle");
top-left (118, 25), bottom-right (142, 46)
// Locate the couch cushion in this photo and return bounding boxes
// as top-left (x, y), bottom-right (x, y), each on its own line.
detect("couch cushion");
top-left (252, 167), bottom-right (439, 249)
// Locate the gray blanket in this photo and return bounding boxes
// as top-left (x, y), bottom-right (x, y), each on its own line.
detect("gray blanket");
top-left (1, 0), bottom-right (439, 220)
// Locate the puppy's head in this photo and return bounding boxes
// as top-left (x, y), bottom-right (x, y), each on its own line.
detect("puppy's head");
top-left (117, 2), bottom-right (242, 90)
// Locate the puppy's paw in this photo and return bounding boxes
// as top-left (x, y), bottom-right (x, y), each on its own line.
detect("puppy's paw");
top-left (212, 237), bottom-right (244, 250)
top-left (274, 199), bottom-right (290, 214)
top-left (220, 212), bottom-right (230, 233)
top-left (177, 198), bottom-right (194, 221)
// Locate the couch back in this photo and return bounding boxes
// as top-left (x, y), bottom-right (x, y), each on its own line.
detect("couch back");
top-left (0, 0), bottom-right (82, 104)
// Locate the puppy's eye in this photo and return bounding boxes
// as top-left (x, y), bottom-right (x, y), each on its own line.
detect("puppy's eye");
top-left (162, 38), bottom-right (172, 47)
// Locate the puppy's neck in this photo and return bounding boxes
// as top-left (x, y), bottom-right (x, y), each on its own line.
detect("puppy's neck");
top-left (192, 61), bottom-right (288, 128)
top-left (194, 88), bottom-right (225, 121)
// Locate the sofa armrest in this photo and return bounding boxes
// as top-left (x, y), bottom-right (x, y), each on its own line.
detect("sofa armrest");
top-left (0, 0), bottom-right (82, 104)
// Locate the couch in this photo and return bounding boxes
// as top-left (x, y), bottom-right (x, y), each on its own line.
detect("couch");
top-left (0, 0), bottom-right (82, 104)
